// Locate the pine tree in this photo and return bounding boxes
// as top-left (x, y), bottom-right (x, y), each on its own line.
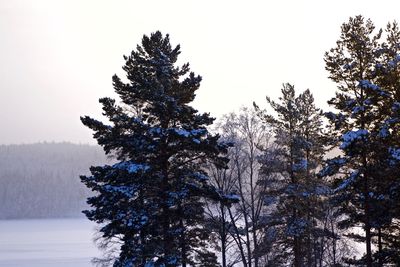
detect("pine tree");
top-left (80, 31), bottom-right (229, 267)
top-left (368, 21), bottom-right (400, 265)
top-left (296, 90), bottom-right (331, 267)
top-left (322, 15), bottom-right (387, 266)
top-left (255, 84), bottom-right (328, 267)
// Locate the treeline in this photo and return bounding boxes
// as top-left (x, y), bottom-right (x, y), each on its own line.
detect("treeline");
top-left (80, 16), bottom-right (400, 267)
top-left (204, 16), bottom-right (400, 266)
top-left (0, 142), bottom-right (106, 219)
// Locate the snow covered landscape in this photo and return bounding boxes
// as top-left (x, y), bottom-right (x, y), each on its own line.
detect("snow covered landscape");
top-left (0, 219), bottom-right (98, 267)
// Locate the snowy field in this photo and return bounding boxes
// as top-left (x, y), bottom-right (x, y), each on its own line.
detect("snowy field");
top-left (0, 218), bottom-right (100, 267)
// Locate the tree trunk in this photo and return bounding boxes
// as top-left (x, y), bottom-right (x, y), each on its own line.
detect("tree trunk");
top-left (179, 216), bottom-right (187, 267)
top-left (359, 83), bottom-right (372, 267)
top-left (236, 159), bottom-right (252, 267)
top-left (305, 146), bottom-right (312, 267)
top-left (228, 208), bottom-right (248, 267)
top-left (162, 172), bottom-right (171, 263)
top-left (290, 130), bottom-right (301, 267)
top-left (331, 220), bottom-right (336, 266)
top-left (363, 159), bottom-right (372, 267)
top-left (244, 215), bottom-right (252, 267)
top-left (221, 204), bottom-right (227, 267)
top-left (139, 189), bottom-right (147, 265)
top-left (294, 235), bottom-right (301, 267)
top-left (161, 127), bottom-right (173, 266)
top-left (378, 227), bottom-right (383, 267)
top-left (365, 221), bottom-right (372, 267)
top-left (249, 145), bottom-right (259, 267)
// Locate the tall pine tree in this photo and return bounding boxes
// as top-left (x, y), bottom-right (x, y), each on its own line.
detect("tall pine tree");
top-left (255, 84), bottom-right (328, 267)
top-left (368, 20), bottom-right (400, 265)
top-left (322, 15), bottom-right (390, 266)
top-left (81, 31), bottom-right (229, 267)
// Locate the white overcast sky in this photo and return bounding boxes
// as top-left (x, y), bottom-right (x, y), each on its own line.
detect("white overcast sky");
top-left (0, 0), bottom-right (399, 144)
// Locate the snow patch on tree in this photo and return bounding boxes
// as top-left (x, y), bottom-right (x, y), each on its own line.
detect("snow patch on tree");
top-left (286, 218), bottom-right (307, 237)
top-left (392, 102), bottom-right (400, 112)
top-left (113, 161), bottom-right (150, 174)
top-left (292, 159), bottom-right (308, 172)
top-left (340, 129), bottom-right (369, 149)
top-left (333, 170), bottom-right (359, 193)
top-left (378, 125), bottom-right (390, 138)
top-left (389, 147), bottom-right (400, 161)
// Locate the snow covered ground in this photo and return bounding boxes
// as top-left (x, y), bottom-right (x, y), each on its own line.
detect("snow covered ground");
top-left (0, 218), bottom-right (100, 267)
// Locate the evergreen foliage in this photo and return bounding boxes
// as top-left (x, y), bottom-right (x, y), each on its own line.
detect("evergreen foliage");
top-left (81, 31), bottom-right (229, 267)
top-left (254, 84), bottom-right (328, 266)
top-left (74, 17), bottom-right (400, 267)
top-left (323, 15), bottom-right (400, 266)
top-left (368, 20), bottom-right (400, 265)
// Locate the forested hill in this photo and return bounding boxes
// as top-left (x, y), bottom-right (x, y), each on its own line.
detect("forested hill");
top-left (0, 142), bottom-right (108, 219)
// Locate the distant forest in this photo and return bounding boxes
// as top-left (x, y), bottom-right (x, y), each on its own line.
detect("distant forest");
top-left (0, 142), bottom-right (107, 219)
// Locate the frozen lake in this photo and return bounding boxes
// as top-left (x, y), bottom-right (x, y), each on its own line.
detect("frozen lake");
top-left (0, 218), bottom-right (100, 267)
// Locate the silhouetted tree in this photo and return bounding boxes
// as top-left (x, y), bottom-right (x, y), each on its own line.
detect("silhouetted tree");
top-left (255, 84), bottom-right (329, 266)
top-left (81, 31), bottom-right (229, 266)
top-left (322, 15), bottom-right (400, 266)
